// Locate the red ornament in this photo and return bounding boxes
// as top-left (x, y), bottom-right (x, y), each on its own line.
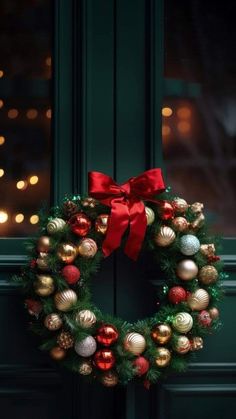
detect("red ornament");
top-left (93, 349), bottom-right (116, 371)
top-left (168, 286), bottom-right (187, 304)
top-left (198, 310), bottom-right (212, 327)
top-left (208, 255), bottom-right (221, 263)
top-left (96, 324), bottom-right (119, 347)
top-left (133, 356), bottom-right (150, 376)
top-left (157, 201), bottom-right (174, 221)
top-left (25, 299), bottom-right (42, 317)
top-left (61, 265), bottom-right (81, 285)
top-left (30, 259), bottom-right (37, 269)
top-left (143, 379), bottom-right (151, 390)
top-left (69, 213), bottom-right (91, 236)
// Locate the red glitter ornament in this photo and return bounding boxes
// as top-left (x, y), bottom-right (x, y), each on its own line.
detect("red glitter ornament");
top-left (94, 349), bottom-right (116, 371)
top-left (168, 286), bottom-right (187, 304)
top-left (157, 201), bottom-right (174, 221)
top-left (133, 356), bottom-right (150, 376)
top-left (69, 213), bottom-right (91, 236)
top-left (25, 299), bottom-right (42, 317)
top-left (61, 265), bottom-right (81, 285)
top-left (198, 310), bottom-right (212, 327)
top-left (96, 324), bottom-right (119, 347)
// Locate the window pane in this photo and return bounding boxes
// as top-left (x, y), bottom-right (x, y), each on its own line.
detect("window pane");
top-left (163, 0), bottom-right (236, 235)
top-left (0, 0), bottom-right (52, 236)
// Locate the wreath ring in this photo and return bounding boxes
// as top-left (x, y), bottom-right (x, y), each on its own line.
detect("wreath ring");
top-left (15, 170), bottom-right (223, 388)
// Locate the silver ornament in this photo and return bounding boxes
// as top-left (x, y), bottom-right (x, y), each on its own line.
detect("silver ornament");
top-left (180, 234), bottom-right (200, 256)
top-left (74, 336), bottom-right (97, 357)
top-left (47, 217), bottom-right (66, 234)
top-left (172, 312), bottom-right (193, 333)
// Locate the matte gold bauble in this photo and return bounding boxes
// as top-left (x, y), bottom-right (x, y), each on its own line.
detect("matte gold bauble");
top-left (77, 238), bottom-right (98, 258)
top-left (145, 207), bottom-right (155, 225)
top-left (78, 360), bottom-right (93, 376)
top-left (54, 289), bottom-right (78, 311)
top-left (44, 313), bottom-right (62, 331)
top-left (155, 347), bottom-right (171, 367)
top-left (198, 265), bottom-right (218, 285)
top-left (190, 337), bottom-right (203, 351)
top-left (47, 217), bottom-right (66, 234)
top-left (75, 309), bottom-right (97, 328)
top-left (209, 307), bottom-right (219, 319)
top-left (37, 236), bottom-right (51, 253)
top-left (172, 217), bottom-right (189, 232)
top-left (176, 259), bottom-right (198, 281)
top-left (172, 197), bottom-right (188, 213)
top-left (36, 252), bottom-right (50, 271)
top-left (190, 202), bottom-right (204, 214)
top-left (95, 214), bottom-right (109, 234)
top-left (187, 289), bottom-right (210, 311)
top-left (57, 243), bottom-right (77, 264)
top-left (200, 244), bottom-right (216, 258)
top-left (172, 312), bottom-right (193, 333)
top-left (151, 324), bottom-right (172, 345)
top-left (34, 275), bottom-right (55, 297)
top-left (50, 346), bottom-right (66, 361)
top-left (173, 335), bottom-right (191, 354)
top-left (154, 226), bottom-right (176, 247)
top-left (57, 331), bottom-right (74, 349)
top-left (124, 332), bottom-right (146, 355)
top-left (101, 371), bottom-right (119, 387)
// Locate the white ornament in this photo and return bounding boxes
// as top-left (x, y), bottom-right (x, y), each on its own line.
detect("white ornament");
top-left (74, 336), bottom-right (97, 357)
top-left (47, 217), bottom-right (66, 234)
top-left (173, 312), bottom-right (193, 333)
top-left (180, 234), bottom-right (200, 256)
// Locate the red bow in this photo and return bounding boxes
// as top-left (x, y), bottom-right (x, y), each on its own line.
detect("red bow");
top-left (88, 169), bottom-right (165, 260)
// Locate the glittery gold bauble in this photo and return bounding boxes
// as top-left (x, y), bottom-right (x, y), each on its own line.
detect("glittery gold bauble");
top-left (34, 275), bottom-right (55, 297)
top-left (172, 197), bottom-right (188, 213)
top-left (155, 347), bottom-right (171, 367)
top-left (191, 213), bottom-right (205, 230)
top-left (47, 217), bottom-right (66, 234)
top-left (78, 360), bottom-right (93, 376)
top-left (172, 312), bottom-right (193, 333)
top-left (145, 207), bottom-right (155, 225)
top-left (176, 259), bottom-right (198, 281)
top-left (95, 214), bottom-right (109, 234)
top-left (173, 335), bottom-right (191, 354)
top-left (57, 243), bottom-right (77, 264)
top-left (151, 324), bottom-right (172, 345)
top-left (172, 217), bottom-right (189, 232)
top-left (57, 331), bottom-right (74, 349)
top-left (36, 252), bottom-right (50, 271)
top-left (37, 236), bottom-right (51, 253)
top-left (76, 309), bottom-right (97, 328)
top-left (200, 244), bottom-right (216, 258)
top-left (154, 226), bottom-right (176, 247)
top-left (199, 265), bottom-right (218, 285)
top-left (101, 371), bottom-right (119, 387)
top-left (77, 238), bottom-right (97, 258)
top-left (209, 307), bottom-right (219, 319)
top-left (54, 289), bottom-right (78, 311)
top-left (44, 313), bottom-right (62, 331)
top-left (81, 197), bottom-right (97, 208)
top-left (124, 332), bottom-right (146, 355)
top-left (50, 346), bottom-right (66, 361)
top-left (190, 337), bottom-right (203, 351)
top-left (187, 288), bottom-right (210, 311)
top-left (191, 202), bottom-right (204, 214)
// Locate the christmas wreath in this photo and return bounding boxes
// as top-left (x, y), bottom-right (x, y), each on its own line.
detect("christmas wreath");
top-left (14, 170), bottom-right (224, 388)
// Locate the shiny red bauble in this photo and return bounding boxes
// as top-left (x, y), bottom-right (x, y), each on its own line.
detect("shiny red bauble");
top-left (69, 213), bottom-right (91, 236)
top-left (157, 201), bottom-right (174, 221)
top-left (96, 324), bottom-right (119, 347)
top-left (133, 356), bottom-right (150, 376)
top-left (61, 265), bottom-right (81, 285)
top-left (198, 310), bottom-right (212, 327)
top-left (94, 349), bottom-right (116, 371)
top-left (168, 286), bottom-right (187, 304)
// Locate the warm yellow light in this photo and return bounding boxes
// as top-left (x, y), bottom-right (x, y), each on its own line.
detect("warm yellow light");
top-left (177, 121), bottom-right (191, 134)
top-left (0, 70), bottom-right (4, 78)
top-left (8, 109), bottom-right (19, 119)
top-left (29, 175), bottom-right (39, 185)
top-left (0, 211), bottom-right (8, 223)
top-left (0, 169), bottom-right (4, 177)
top-left (30, 215), bottom-right (39, 224)
top-left (162, 125), bottom-right (171, 136)
top-left (0, 136), bottom-right (5, 145)
top-left (0, 100), bottom-right (4, 109)
top-left (45, 56), bottom-right (52, 67)
top-left (177, 107), bottom-right (191, 119)
top-left (16, 180), bottom-right (27, 190)
top-left (46, 108), bottom-right (51, 119)
top-left (26, 109), bottom-right (38, 119)
top-left (15, 213), bottom-right (24, 223)
top-left (162, 107), bottom-right (173, 117)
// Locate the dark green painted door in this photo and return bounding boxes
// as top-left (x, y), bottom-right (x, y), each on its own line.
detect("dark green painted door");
top-left (0, 1), bottom-right (235, 418)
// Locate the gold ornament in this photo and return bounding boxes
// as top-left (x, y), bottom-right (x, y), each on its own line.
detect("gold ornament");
top-left (78, 360), bottom-right (93, 376)
top-left (44, 313), bottom-right (62, 331)
top-left (191, 202), bottom-right (204, 214)
top-left (81, 197), bottom-right (97, 208)
top-left (124, 332), bottom-right (146, 355)
top-left (155, 347), bottom-right (171, 367)
top-left (57, 331), bottom-right (74, 349)
top-left (145, 207), bottom-right (155, 225)
top-left (57, 243), bottom-right (77, 264)
top-left (209, 307), bottom-right (219, 319)
top-left (173, 312), bottom-right (193, 333)
top-left (176, 259), bottom-right (198, 281)
top-left (190, 337), bottom-right (203, 351)
top-left (37, 236), bottom-right (51, 253)
top-left (172, 197), bottom-right (188, 213)
top-left (199, 265), bottom-right (218, 285)
top-left (50, 346), bottom-right (66, 361)
top-left (77, 238), bottom-right (98, 258)
top-left (172, 217), bottom-right (189, 232)
top-left (151, 324), bottom-right (172, 345)
top-left (101, 371), bottom-right (119, 387)
top-left (47, 217), bottom-right (66, 234)
top-left (54, 289), bottom-right (78, 311)
top-left (200, 244), bottom-right (216, 258)
top-left (154, 226), bottom-right (176, 247)
top-left (95, 214), bottom-right (109, 234)
top-left (34, 275), bottom-right (54, 297)
top-left (187, 289), bottom-right (210, 311)
top-left (76, 309), bottom-right (97, 328)
top-left (191, 213), bottom-right (205, 230)
top-left (173, 335), bottom-right (191, 354)
top-left (36, 252), bottom-right (50, 271)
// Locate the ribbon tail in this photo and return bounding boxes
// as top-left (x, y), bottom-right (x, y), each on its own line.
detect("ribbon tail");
top-left (124, 201), bottom-right (147, 260)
